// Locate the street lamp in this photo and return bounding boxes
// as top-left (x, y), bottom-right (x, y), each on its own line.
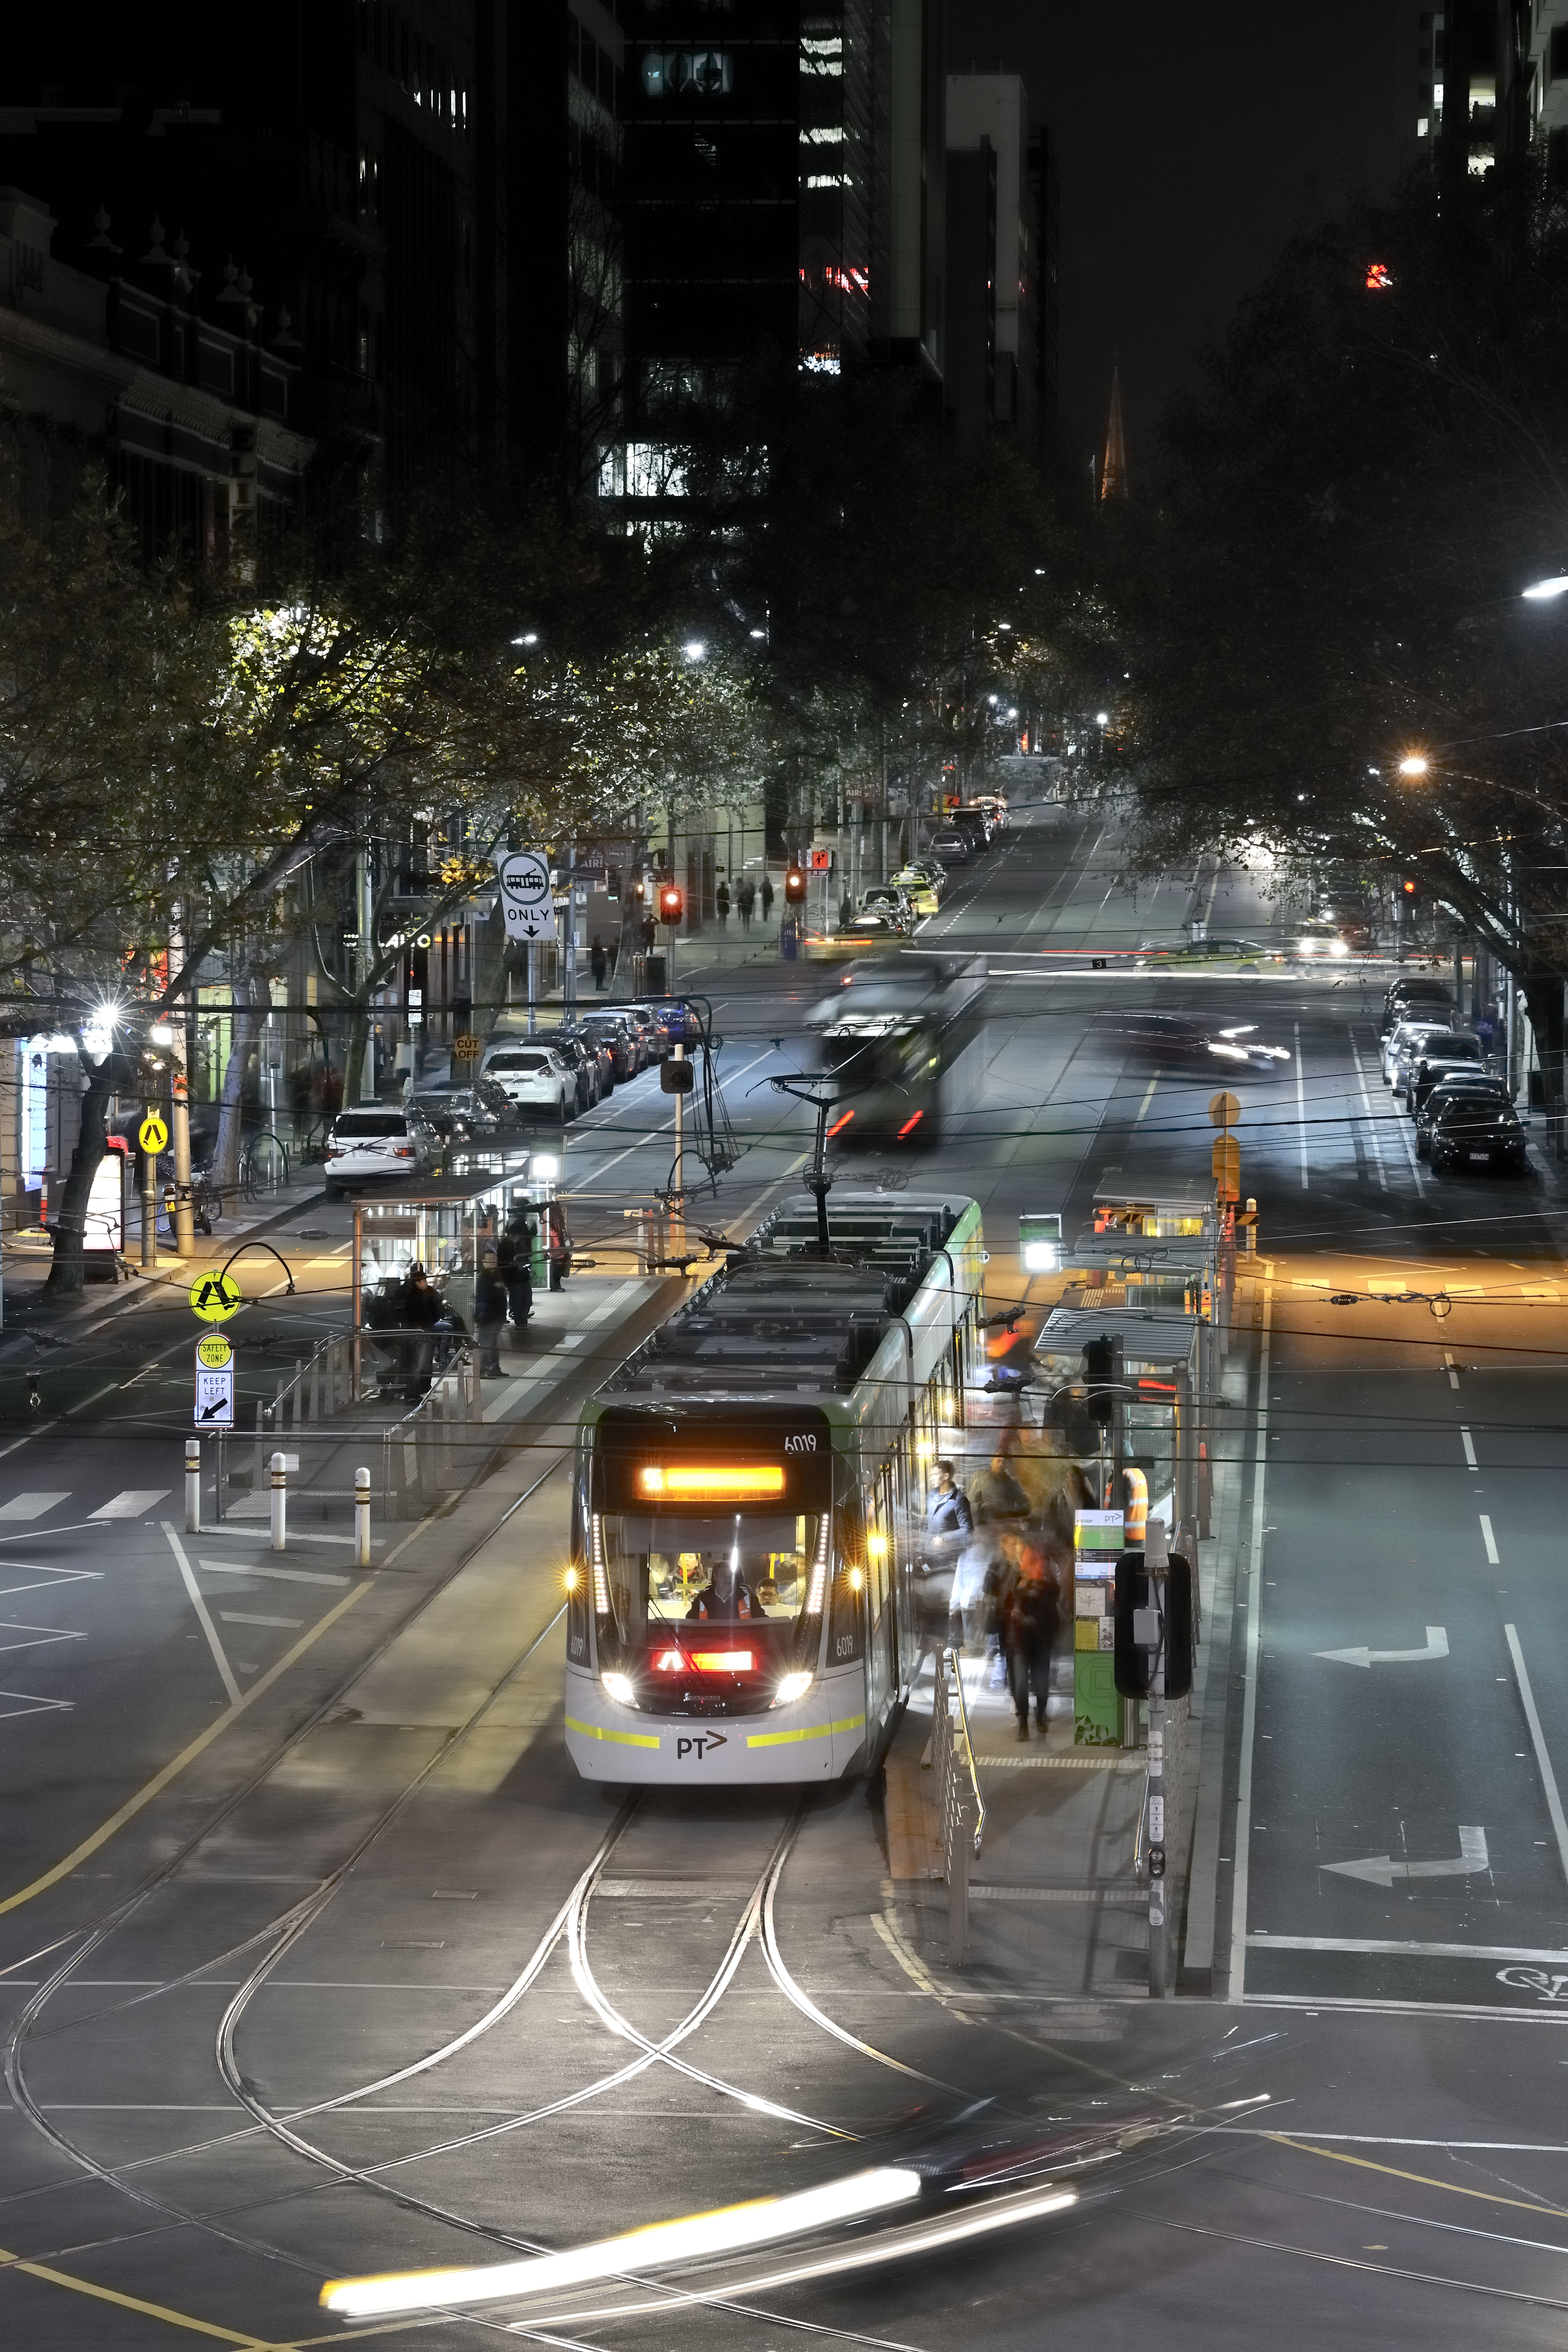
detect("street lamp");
top-left (1521, 576), bottom-right (1568, 601)
top-left (682, 639), bottom-right (706, 661)
top-left (1396, 753), bottom-right (1430, 778)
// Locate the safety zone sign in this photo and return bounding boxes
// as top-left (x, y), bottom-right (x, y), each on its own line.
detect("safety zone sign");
top-left (194, 1365), bottom-right (235, 1426)
top-left (189, 1271), bottom-right (243, 1323)
top-left (196, 1332), bottom-right (233, 1369)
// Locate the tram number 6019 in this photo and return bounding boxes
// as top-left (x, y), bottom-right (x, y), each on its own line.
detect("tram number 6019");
top-left (784, 1434), bottom-right (818, 1453)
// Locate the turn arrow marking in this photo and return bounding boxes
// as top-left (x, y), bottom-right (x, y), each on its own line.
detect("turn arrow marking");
top-left (1321, 1824), bottom-right (1488, 1889)
top-left (1315, 1625), bottom-right (1449, 1670)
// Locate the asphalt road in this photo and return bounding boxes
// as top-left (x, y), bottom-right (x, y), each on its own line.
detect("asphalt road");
top-left (4, 801), bottom-right (1568, 2348)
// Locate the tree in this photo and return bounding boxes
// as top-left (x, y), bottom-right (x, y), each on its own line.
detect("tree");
top-left (1120, 164), bottom-right (1568, 1130)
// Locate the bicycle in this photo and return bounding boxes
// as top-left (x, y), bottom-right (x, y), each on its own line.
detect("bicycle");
top-left (239, 1132), bottom-right (290, 1201)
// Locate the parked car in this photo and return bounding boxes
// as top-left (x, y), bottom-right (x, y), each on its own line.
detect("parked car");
top-left (577, 1011), bottom-right (640, 1081)
top-left (1404, 1032), bottom-right (1488, 1114)
top-left (929, 829), bottom-right (972, 864)
top-left (1379, 977), bottom-right (1453, 1037)
top-left (621, 1003), bottom-right (671, 1062)
top-left (408, 1077), bottom-right (521, 1147)
top-left (569, 1023), bottom-right (617, 1098)
top-left (1428, 1092), bottom-right (1529, 1176)
top-left (860, 886), bottom-right (918, 932)
top-left (531, 1028), bottom-right (602, 1113)
top-left (1415, 1073), bottom-right (1511, 1157)
top-left (1383, 1017), bottom-right (1463, 1091)
top-left (949, 808), bottom-right (992, 851)
top-left (476, 1042), bottom-right (574, 1119)
top-left (892, 864), bottom-right (942, 914)
top-left (323, 1107), bottom-right (431, 1197)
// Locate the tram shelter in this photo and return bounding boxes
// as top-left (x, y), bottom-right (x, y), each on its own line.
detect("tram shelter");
top-left (351, 1160), bottom-right (555, 1398)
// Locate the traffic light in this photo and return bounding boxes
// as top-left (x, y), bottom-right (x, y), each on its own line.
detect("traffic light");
top-left (784, 865), bottom-right (807, 906)
top-left (657, 881), bottom-right (684, 925)
top-left (1082, 1334), bottom-right (1121, 1429)
top-left (1112, 1546), bottom-right (1195, 1699)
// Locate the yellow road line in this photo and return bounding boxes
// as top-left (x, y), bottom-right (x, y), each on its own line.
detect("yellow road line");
top-left (0, 2243), bottom-right (280, 2346)
top-left (0, 1583), bottom-right (369, 1917)
top-left (1267, 2134), bottom-right (1568, 2220)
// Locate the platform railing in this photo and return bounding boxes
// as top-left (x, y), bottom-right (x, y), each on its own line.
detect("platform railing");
top-left (932, 1646), bottom-right (984, 1967)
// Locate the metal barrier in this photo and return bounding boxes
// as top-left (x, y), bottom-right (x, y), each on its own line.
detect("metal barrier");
top-left (931, 1647), bottom-right (985, 1968)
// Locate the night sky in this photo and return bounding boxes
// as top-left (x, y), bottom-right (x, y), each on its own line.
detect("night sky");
top-left (948, 0), bottom-right (1412, 478)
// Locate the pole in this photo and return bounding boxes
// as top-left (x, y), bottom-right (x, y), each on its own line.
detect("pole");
top-left (1146, 1519), bottom-right (1169, 1997)
top-left (565, 845), bottom-right (578, 1016)
top-left (185, 1437), bottom-right (201, 1533)
top-left (270, 1450), bottom-right (287, 1552)
top-left (141, 1144), bottom-right (158, 1271)
top-left (355, 1465), bottom-right (371, 1567)
top-left (672, 1041), bottom-right (685, 1221)
top-left (358, 846), bottom-right (376, 1101)
top-left (527, 938), bottom-right (537, 1037)
top-left (171, 1014), bottom-right (195, 1258)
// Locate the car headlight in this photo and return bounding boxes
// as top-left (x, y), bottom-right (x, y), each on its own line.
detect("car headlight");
top-left (601, 1671), bottom-right (637, 1706)
top-left (774, 1671), bottom-right (814, 1707)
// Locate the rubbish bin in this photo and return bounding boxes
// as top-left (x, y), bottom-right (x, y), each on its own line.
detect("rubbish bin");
top-left (644, 951), bottom-right (666, 993)
top-left (781, 918), bottom-right (798, 962)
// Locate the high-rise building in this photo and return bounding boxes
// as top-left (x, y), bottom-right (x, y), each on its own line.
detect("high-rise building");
top-left (944, 73), bottom-right (1050, 450)
top-left (1412, 4), bottom-right (1568, 171)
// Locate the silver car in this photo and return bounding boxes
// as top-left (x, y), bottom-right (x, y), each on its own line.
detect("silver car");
top-left (1383, 1019), bottom-right (1467, 1094)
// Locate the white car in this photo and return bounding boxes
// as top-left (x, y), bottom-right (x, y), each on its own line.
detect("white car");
top-left (323, 1108), bottom-right (430, 1197)
top-left (1293, 919), bottom-right (1350, 959)
top-left (480, 1041), bottom-right (574, 1119)
top-left (1383, 1019), bottom-right (1464, 1092)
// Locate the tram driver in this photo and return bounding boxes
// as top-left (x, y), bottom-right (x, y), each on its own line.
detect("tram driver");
top-left (685, 1552), bottom-right (768, 1624)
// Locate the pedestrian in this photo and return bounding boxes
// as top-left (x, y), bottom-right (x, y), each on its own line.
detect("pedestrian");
top-left (999, 1539), bottom-right (1060, 1741)
top-left (925, 1458), bottom-right (973, 1555)
top-left (590, 936), bottom-right (608, 992)
top-left (760, 874), bottom-right (774, 923)
top-left (498, 1217), bottom-right (534, 1334)
top-left (716, 880), bottom-right (731, 928)
top-left (738, 878), bottom-right (755, 932)
top-left (402, 1261), bottom-right (443, 1398)
top-left (948, 1532), bottom-right (998, 1657)
top-left (473, 1248), bottom-right (507, 1375)
top-left (968, 1447), bottom-right (1030, 1527)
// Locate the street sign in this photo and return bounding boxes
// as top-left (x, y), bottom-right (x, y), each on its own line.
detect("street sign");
top-left (809, 849), bottom-right (830, 871)
top-left (1212, 1135), bottom-right (1240, 1200)
top-left (138, 1111), bottom-right (169, 1155)
top-left (1019, 1211), bottom-right (1062, 1272)
top-left (189, 1270), bottom-right (243, 1323)
top-left (194, 1365), bottom-right (235, 1427)
top-left (196, 1332), bottom-right (233, 1370)
top-left (495, 850), bottom-right (552, 941)
top-left (452, 1033), bottom-right (482, 1060)
top-left (1208, 1091), bottom-right (1242, 1128)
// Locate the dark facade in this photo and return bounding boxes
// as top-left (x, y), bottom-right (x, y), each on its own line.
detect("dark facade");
top-left (943, 136), bottom-right (995, 444)
top-left (0, 5), bottom-right (506, 536)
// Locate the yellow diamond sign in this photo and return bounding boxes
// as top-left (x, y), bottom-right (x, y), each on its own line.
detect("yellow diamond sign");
top-left (196, 1331), bottom-right (233, 1369)
top-left (138, 1111), bottom-right (169, 1155)
top-left (189, 1271), bottom-right (243, 1323)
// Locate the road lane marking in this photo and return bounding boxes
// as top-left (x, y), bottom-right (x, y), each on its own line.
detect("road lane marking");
top-left (89, 1489), bottom-right (170, 1520)
top-left (0, 1691), bottom-right (73, 1721)
top-left (1229, 1275), bottom-right (1273, 2003)
top-left (1315, 1627), bottom-right (1448, 1669)
top-left (0, 1581), bottom-right (368, 1916)
top-left (1480, 1514), bottom-right (1499, 1564)
top-left (219, 1612), bottom-right (304, 1630)
top-left (0, 1624), bottom-right (85, 1655)
top-left (0, 2238), bottom-right (280, 2347)
top-left (0, 1493), bottom-right (69, 1521)
top-left (1346, 1030), bottom-right (1388, 1190)
top-left (1249, 1934), bottom-right (1568, 1960)
top-left (1505, 1623), bottom-right (1568, 1890)
top-left (1321, 1825), bottom-right (1488, 1887)
top-left (198, 1562), bottom-right (350, 1589)
top-left (1135, 1077), bottom-right (1158, 1123)
top-left (1460, 1426), bottom-right (1477, 1468)
top-left (164, 1527), bottom-right (242, 1704)
top-left (1293, 1023), bottom-right (1308, 1188)
top-left (1445, 1350), bottom-right (1460, 1389)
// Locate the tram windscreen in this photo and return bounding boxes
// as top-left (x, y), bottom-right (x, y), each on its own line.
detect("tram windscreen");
top-left (597, 1512), bottom-right (825, 1654)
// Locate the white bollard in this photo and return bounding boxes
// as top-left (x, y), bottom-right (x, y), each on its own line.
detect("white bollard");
top-left (185, 1437), bottom-right (201, 1534)
top-left (355, 1465), bottom-right (371, 1568)
top-left (270, 1450), bottom-right (287, 1552)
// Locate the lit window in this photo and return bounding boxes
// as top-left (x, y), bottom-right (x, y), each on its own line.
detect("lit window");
top-left (801, 126), bottom-right (845, 143)
top-left (800, 349), bottom-right (841, 374)
top-left (806, 173), bottom-right (849, 189)
top-left (642, 50), bottom-right (732, 96)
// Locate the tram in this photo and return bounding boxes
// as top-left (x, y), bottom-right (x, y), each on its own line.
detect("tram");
top-left (565, 1191), bottom-right (985, 1785)
top-left (807, 955), bottom-right (986, 1147)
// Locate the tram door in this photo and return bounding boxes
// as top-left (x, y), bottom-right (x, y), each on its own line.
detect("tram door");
top-left (865, 1465), bottom-right (899, 1727)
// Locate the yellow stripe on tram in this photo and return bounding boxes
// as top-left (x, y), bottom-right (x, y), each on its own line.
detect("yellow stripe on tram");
top-left (747, 1714), bottom-right (865, 1751)
top-left (565, 1714), bottom-right (662, 1752)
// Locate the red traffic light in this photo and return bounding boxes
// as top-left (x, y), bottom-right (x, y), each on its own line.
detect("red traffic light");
top-left (1402, 879), bottom-right (1416, 895)
top-left (657, 882), bottom-right (684, 925)
top-left (784, 866), bottom-right (807, 905)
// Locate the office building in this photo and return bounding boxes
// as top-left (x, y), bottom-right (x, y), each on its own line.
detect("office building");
top-left (1413, 3), bottom-right (1568, 171)
top-left (944, 72), bottom-right (1053, 450)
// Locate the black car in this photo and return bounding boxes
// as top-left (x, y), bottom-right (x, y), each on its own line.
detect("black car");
top-left (1379, 978), bottom-right (1454, 1037)
top-left (1415, 1073), bottom-right (1511, 1158)
top-left (577, 1011), bottom-right (639, 1080)
top-left (1428, 1093), bottom-right (1529, 1176)
top-left (408, 1077), bottom-right (519, 1145)
top-left (532, 1028), bottom-right (601, 1114)
top-left (950, 807), bottom-right (993, 850)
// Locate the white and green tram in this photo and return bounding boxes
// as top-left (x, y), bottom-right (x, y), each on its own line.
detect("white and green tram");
top-left (565, 1191), bottom-right (985, 1785)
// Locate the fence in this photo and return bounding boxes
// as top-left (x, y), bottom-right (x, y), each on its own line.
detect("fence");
top-left (931, 1647), bottom-right (985, 1968)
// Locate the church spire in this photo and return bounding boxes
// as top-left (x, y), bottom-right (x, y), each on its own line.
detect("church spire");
top-left (1101, 361), bottom-right (1128, 502)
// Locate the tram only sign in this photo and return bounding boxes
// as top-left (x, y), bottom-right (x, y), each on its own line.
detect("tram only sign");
top-left (496, 850), bottom-right (552, 942)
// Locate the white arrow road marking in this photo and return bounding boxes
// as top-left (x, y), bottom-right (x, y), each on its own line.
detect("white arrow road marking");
top-left (1322, 1826), bottom-right (1488, 1889)
top-left (1315, 1626), bottom-right (1449, 1669)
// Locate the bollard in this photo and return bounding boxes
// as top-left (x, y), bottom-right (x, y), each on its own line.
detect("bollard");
top-left (185, 1437), bottom-right (201, 1534)
top-left (270, 1450), bottom-right (287, 1552)
top-left (355, 1465), bottom-right (371, 1568)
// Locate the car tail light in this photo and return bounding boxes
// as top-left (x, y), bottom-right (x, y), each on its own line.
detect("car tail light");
top-left (393, 1145), bottom-right (415, 1158)
top-left (327, 1147), bottom-right (345, 1158)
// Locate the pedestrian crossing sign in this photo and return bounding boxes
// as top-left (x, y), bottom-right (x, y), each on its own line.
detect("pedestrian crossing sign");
top-left (189, 1271), bottom-right (243, 1323)
top-left (138, 1111), bottom-right (169, 1155)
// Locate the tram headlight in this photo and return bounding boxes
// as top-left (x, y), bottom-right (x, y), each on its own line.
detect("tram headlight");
top-left (774, 1671), bottom-right (814, 1707)
top-left (601, 1671), bottom-right (637, 1706)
